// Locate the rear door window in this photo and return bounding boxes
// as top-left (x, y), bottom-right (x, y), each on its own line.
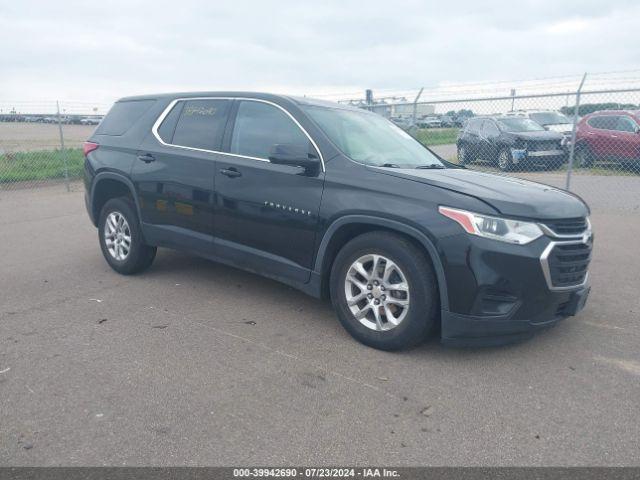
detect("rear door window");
top-left (96, 100), bottom-right (155, 136)
top-left (170, 99), bottom-right (231, 151)
top-left (588, 115), bottom-right (618, 131)
top-left (229, 101), bottom-right (311, 160)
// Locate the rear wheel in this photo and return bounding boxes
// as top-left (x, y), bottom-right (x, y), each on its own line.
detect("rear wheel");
top-left (98, 197), bottom-right (156, 275)
top-left (330, 231), bottom-right (439, 351)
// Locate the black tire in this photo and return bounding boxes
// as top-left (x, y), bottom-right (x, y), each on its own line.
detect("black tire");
top-left (329, 231), bottom-right (439, 351)
top-left (98, 197), bottom-right (156, 275)
top-left (574, 145), bottom-right (594, 168)
top-left (497, 147), bottom-right (514, 172)
top-left (457, 144), bottom-right (471, 165)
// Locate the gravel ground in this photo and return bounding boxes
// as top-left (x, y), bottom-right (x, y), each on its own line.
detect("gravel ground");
top-left (0, 183), bottom-right (639, 466)
top-left (0, 123), bottom-right (95, 152)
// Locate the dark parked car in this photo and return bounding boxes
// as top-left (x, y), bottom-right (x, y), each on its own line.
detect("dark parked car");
top-left (84, 92), bottom-right (592, 350)
top-left (574, 110), bottom-right (640, 167)
top-left (457, 116), bottom-right (566, 171)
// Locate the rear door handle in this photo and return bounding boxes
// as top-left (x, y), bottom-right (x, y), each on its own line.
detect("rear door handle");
top-left (220, 167), bottom-right (241, 178)
top-left (137, 154), bottom-right (156, 163)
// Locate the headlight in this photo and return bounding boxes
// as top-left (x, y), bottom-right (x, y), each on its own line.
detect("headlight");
top-left (439, 206), bottom-right (543, 245)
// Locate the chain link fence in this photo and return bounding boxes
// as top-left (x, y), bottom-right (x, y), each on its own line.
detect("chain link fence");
top-left (0, 101), bottom-right (109, 190)
top-left (337, 72), bottom-right (640, 211)
top-left (1, 74), bottom-right (640, 210)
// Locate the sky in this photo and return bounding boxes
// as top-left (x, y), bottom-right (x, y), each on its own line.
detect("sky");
top-left (1, 0), bottom-right (639, 111)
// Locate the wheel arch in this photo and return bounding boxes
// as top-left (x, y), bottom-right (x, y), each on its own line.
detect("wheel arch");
top-left (314, 215), bottom-right (449, 310)
top-left (90, 172), bottom-right (141, 227)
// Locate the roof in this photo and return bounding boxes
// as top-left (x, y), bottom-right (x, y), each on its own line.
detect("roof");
top-left (584, 109), bottom-right (640, 116)
top-left (116, 91), bottom-right (362, 111)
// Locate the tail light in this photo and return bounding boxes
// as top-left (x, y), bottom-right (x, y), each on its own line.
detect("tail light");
top-left (83, 141), bottom-right (99, 157)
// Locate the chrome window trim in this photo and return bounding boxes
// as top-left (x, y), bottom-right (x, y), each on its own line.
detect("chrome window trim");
top-left (540, 239), bottom-right (590, 291)
top-left (151, 96), bottom-right (325, 171)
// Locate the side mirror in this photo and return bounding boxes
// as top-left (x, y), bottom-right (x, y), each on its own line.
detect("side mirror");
top-left (268, 144), bottom-right (320, 171)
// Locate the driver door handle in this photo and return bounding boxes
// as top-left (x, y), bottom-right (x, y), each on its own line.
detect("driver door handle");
top-left (137, 154), bottom-right (156, 163)
top-left (220, 167), bottom-right (242, 178)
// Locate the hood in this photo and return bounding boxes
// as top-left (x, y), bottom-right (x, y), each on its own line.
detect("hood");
top-left (508, 130), bottom-right (564, 141)
top-left (373, 167), bottom-right (588, 219)
top-left (544, 123), bottom-right (573, 134)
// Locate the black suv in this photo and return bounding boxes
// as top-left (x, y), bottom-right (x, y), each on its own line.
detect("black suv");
top-left (457, 116), bottom-right (567, 171)
top-left (84, 93), bottom-right (592, 350)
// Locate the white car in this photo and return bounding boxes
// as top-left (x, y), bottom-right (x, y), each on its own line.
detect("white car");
top-left (507, 110), bottom-right (574, 144)
top-left (80, 117), bottom-right (102, 125)
top-left (417, 116), bottom-right (442, 128)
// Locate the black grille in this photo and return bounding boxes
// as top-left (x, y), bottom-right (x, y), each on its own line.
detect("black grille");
top-left (528, 140), bottom-right (561, 151)
top-left (547, 242), bottom-right (591, 288)
top-left (543, 218), bottom-right (588, 236)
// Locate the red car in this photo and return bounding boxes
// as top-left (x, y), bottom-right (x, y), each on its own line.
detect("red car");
top-left (574, 110), bottom-right (640, 167)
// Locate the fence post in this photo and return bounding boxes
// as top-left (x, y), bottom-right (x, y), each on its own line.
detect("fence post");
top-left (56, 101), bottom-right (70, 192)
top-left (412, 87), bottom-right (424, 127)
top-left (565, 73), bottom-right (587, 191)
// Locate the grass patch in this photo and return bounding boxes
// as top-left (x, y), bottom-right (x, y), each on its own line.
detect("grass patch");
top-left (414, 127), bottom-right (459, 146)
top-left (0, 148), bottom-right (84, 183)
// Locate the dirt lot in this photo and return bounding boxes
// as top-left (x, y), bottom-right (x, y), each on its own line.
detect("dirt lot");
top-left (0, 123), bottom-right (95, 152)
top-left (0, 183), bottom-right (639, 466)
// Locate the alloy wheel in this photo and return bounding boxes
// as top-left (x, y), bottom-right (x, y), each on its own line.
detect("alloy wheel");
top-left (344, 254), bottom-right (410, 331)
top-left (498, 150), bottom-right (510, 170)
top-left (104, 211), bottom-right (131, 261)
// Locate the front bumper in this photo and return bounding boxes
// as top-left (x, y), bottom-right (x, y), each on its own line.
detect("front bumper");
top-left (511, 148), bottom-right (566, 164)
top-left (441, 285), bottom-right (590, 347)
top-left (437, 232), bottom-right (592, 347)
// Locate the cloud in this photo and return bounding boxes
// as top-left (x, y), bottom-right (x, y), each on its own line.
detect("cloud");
top-left (0, 0), bottom-right (638, 107)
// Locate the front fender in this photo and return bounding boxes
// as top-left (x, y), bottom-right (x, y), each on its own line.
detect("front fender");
top-left (314, 215), bottom-right (449, 311)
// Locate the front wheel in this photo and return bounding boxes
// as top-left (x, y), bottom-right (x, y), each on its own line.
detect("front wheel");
top-left (98, 197), bottom-right (157, 275)
top-left (330, 232), bottom-right (439, 351)
top-left (457, 144), bottom-right (471, 165)
top-left (497, 148), bottom-right (514, 172)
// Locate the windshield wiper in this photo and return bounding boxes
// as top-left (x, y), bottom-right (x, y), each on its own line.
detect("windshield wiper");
top-left (414, 164), bottom-right (446, 169)
top-left (380, 163), bottom-right (402, 168)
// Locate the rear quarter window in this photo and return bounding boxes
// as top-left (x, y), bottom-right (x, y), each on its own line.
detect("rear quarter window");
top-left (95, 100), bottom-right (155, 136)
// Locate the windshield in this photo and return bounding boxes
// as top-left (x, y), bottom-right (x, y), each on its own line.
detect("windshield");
top-left (497, 117), bottom-right (546, 132)
top-left (529, 112), bottom-right (570, 125)
top-left (303, 106), bottom-right (445, 168)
